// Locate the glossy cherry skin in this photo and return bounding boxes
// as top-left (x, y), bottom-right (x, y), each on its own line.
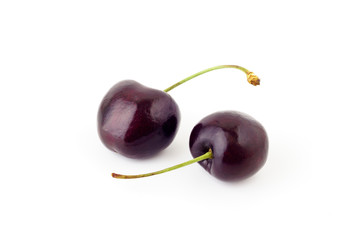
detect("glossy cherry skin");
top-left (189, 111), bottom-right (268, 181)
top-left (98, 80), bottom-right (180, 159)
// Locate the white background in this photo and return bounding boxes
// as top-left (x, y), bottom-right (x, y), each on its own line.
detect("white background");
top-left (1, 0), bottom-right (359, 239)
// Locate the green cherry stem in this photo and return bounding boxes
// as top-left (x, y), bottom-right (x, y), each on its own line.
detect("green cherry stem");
top-left (164, 65), bottom-right (260, 92)
top-left (112, 149), bottom-right (213, 179)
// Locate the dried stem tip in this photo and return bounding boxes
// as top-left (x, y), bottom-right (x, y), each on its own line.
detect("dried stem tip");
top-left (247, 72), bottom-right (260, 86)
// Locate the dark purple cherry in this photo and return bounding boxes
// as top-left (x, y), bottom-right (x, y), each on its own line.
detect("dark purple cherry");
top-left (111, 111), bottom-right (268, 181)
top-left (189, 111), bottom-right (268, 181)
top-left (98, 80), bottom-right (180, 158)
top-left (99, 65), bottom-right (260, 160)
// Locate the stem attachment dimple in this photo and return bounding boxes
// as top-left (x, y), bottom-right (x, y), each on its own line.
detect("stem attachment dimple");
top-left (112, 149), bottom-right (213, 179)
top-left (164, 65), bottom-right (260, 92)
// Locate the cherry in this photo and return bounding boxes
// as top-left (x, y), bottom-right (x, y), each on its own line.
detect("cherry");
top-left (112, 111), bottom-right (268, 181)
top-left (98, 80), bottom-right (180, 158)
top-left (189, 111), bottom-right (268, 181)
top-left (98, 65), bottom-right (259, 159)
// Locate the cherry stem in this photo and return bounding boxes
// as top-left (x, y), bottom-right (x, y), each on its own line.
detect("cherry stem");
top-left (112, 149), bottom-right (213, 179)
top-left (164, 65), bottom-right (260, 92)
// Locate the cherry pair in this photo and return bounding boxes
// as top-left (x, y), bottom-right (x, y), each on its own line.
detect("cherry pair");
top-left (97, 65), bottom-right (268, 181)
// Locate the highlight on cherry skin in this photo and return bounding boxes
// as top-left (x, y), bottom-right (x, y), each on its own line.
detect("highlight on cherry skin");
top-left (98, 65), bottom-right (260, 159)
top-left (112, 111), bottom-right (269, 181)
